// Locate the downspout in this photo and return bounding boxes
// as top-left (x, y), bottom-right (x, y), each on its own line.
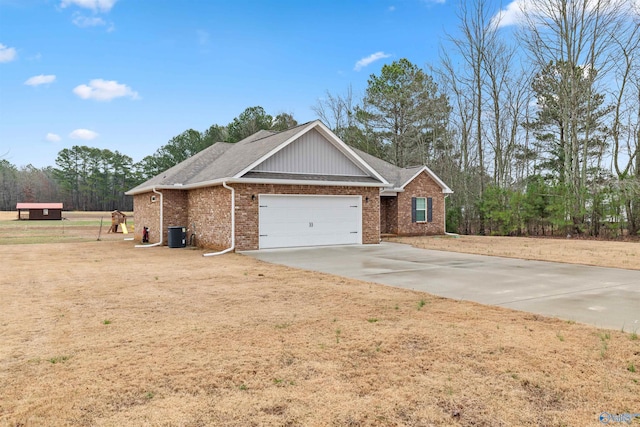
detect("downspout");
top-left (135, 187), bottom-right (164, 247)
top-left (203, 182), bottom-right (235, 256)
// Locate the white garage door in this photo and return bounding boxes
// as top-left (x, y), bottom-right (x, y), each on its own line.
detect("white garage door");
top-left (259, 195), bottom-right (362, 249)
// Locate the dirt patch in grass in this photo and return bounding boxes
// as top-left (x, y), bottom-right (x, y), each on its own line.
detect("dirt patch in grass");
top-left (1, 227), bottom-right (639, 425)
top-left (388, 235), bottom-right (640, 271)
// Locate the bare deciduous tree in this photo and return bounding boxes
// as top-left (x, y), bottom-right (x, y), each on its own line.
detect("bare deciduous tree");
top-left (518, 0), bottom-right (633, 232)
top-left (610, 20), bottom-right (640, 234)
top-left (312, 86), bottom-right (358, 137)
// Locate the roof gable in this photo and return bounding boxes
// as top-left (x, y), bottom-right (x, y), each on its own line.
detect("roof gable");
top-left (235, 121), bottom-right (389, 184)
top-left (351, 148), bottom-right (453, 194)
top-left (249, 128), bottom-right (368, 177)
top-left (126, 120), bottom-right (396, 195)
top-left (399, 166), bottom-right (453, 194)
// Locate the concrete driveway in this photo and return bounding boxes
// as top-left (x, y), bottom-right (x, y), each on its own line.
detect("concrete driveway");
top-left (244, 242), bottom-right (640, 331)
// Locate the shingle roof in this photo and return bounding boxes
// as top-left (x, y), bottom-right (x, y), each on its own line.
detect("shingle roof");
top-left (129, 141), bottom-right (235, 191)
top-left (189, 125), bottom-right (308, 183)
top-left (350, 148), bottom-right (452, 193)
top-left (126, 120), bottom-right (450, 195)
top-left (348, 148), bottom-right (401, 185)
top-left (127, 122), bottom-right (316, 194)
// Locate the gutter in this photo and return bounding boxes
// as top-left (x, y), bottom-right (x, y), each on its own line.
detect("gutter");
top-left (203, 181), bottom-right (235, 256)
top-left (135, 187), bottom-right (164, 248)
top-left (126, 177), bottom-right (392, 196)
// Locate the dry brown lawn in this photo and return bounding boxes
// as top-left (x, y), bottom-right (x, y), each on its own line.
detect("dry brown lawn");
top-left (1, 214), bottom-right (639, 426)
top-left (0, 211), bottom-right (132, 245)
top-left (388, 234), bottom-right (640, 271)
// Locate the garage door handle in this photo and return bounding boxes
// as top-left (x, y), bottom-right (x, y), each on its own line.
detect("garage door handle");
top-left (350, 231), bottom-right (358, 234)
top-left (259, 205), bottom-right (268, 207)
top-left (350, 205), bottom-right (358, 207)
top-left (259, 234), bottom-right (268, 237)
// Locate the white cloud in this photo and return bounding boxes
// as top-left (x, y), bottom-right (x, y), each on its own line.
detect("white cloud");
top-left (494, 0), bottom-right (640, 28)
top-left (388, 5), bottom-right (396, 12)
top-left (73, 79), bottom-right (139, 101)
top-left (60, 0), bottom-right (117, 12)
top-left (25, 74), bottom-right (56, 86)
top-left (46, 133), bottom-right (62, 142)
top-left (69, 129), bottom-right (98, 140)
top-left (0, 43), bottom-right (17, 63)
top-left (354, 51), bottom-right (392, 71)
top-left (72, 14), bottom-right (106, 27)
top-left (491, 0), bottom-right (544, 28)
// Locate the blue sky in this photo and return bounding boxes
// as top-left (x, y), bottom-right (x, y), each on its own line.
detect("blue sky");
top-left (0, 0), bottom-right (515, 168)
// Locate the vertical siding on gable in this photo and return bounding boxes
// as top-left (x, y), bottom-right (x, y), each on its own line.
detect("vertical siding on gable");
top-left (252, 129), bottom-right (368, 176)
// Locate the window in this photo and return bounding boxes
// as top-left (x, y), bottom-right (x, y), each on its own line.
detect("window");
top-left (415, 197), bottom-right (426, 222)
top-left (43, 208), bottom-right (49, 216)
top-left (412, 197), bottom-right (433, 223)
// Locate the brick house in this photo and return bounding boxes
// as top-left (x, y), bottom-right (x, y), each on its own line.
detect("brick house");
top-left (126, 120), bottom-right (452, 251)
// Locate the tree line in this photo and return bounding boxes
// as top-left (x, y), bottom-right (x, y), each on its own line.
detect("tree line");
top-left (315, 0), bottom-right (639, 238)
top-left (2, 0), bottom-right (638, 239)
top-left (0, 107), bottom-right (298, 212)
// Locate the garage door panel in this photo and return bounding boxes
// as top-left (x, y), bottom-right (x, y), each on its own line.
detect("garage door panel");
top-left (259, 195), bottom-right (361, 249)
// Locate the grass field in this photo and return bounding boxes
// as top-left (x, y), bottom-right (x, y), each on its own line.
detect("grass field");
top-left (0, 211), bottom-right (132, 245)
top-left (388, 234), bottom-right (640, 271)
top-left (1, 213), bottom-right (638, 426)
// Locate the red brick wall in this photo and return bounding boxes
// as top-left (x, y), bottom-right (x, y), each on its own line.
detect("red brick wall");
top-left (132, 190), bottom-right (188, 245)
top-left (188, 186), bottom-right (232, 250)
top-left (163, 189), bottom-right (189, 231)
top-left (134, 184), bottom-right (381, 250)
top-left (133, 192), bottom-right (161, 243)
top-left (380, 196), bottom-right (398, 234)
top-left (396, 171), bottom-right (446, 235)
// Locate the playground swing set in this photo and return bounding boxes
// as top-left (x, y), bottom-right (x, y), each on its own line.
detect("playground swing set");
top-left (108, 210), bottom-right (130, 234)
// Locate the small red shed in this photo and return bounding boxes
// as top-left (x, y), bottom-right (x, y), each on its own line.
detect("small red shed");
top-left (16, 203), bottom-right (63, 220)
